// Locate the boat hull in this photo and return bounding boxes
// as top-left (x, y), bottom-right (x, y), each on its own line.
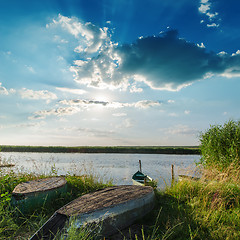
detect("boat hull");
top-left (70, 186), bottom-right (155, 236)
top-left (11, 177), bottom-right (67, 213)
top-left (30, 185), bottom-right (155, 239)
top-left (132, 170), bottom-right (153, 186)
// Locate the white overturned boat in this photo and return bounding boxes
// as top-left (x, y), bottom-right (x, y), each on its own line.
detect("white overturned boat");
top-left (30, 185), bottom-right (155, 239)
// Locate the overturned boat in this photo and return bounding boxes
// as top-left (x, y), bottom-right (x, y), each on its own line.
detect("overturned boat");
top-left (11, 176), bottom-right (67, 213)
top-left (30, 185), bottom-right (155, 240)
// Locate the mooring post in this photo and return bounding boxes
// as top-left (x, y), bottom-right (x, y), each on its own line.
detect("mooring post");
top-left (171, 164), bottom-right (174, 185)
top-left (139, 160), bottom-right (142, 172)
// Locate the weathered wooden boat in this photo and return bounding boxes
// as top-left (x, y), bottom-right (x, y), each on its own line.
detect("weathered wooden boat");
top-left (30, 185), bottom-right (155, 240)
top-left (11, 177), bottom-right (67, 213)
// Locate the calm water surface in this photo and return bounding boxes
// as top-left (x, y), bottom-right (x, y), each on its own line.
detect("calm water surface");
top-left (1, 152), bottom-right (200, 189)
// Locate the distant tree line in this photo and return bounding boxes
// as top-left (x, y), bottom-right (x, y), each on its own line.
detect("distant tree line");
top-left (0, 145), bottom-right (200, 154)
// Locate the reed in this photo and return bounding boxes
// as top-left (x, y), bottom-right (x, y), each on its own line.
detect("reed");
top-left (0, 162), bottom-right (111, 239)
top-left (199, 119), bottom-right (240, 170)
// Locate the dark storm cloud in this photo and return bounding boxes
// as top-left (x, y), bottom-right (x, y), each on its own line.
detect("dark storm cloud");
top-left (114, 30), bottom-right (228, 89)
top-left (72, 29), bottom-right (240, 91)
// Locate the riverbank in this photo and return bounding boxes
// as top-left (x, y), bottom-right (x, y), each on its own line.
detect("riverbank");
top-left (1, 168), bottom-right (240, 239)
top-left (0, 145), bottom-right (200, 154)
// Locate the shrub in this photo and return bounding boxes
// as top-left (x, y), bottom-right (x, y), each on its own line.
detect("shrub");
top-left (199, 119), bottom-right (240, 170)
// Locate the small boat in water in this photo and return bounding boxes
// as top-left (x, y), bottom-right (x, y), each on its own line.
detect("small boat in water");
top-left (30, 185), bottom-right (155, 240)
top-left (132, 160), bottom-right (154, 186)
top-left (11, 177), bottom-right (67, 213)
top-left (132, 171), bottom-right (153, 186)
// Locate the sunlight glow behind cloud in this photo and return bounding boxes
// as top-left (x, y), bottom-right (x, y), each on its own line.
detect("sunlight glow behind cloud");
top-left (1, 0), bottom-right (240, 146)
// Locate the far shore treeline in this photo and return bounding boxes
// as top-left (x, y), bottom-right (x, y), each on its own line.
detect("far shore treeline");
top-left (0, 145), bottom-right (200, 154)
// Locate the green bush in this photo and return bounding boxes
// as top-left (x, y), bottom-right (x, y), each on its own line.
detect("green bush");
top-left (199, 119), bottom-right (240, 170)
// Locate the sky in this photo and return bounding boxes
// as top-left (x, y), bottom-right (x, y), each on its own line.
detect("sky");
top-left (0, 0), bottom-right (240, 146)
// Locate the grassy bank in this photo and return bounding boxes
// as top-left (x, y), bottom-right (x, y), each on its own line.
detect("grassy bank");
top-left (0, 145), bottom-right (200, 155)
top-left (145, 168), bottom-right (240, 240)
top-left (0, 169), bottom-right (112, 239)
top-left (2, 169), bottom-right (240, 239)
top-left (1, 168), bottom-right (240, 239)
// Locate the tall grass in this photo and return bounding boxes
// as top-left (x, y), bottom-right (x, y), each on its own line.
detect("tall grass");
top-left (199, 119), bottom-right (240, 170)
top-left (154, 119), bottom-right (240, 239)
top-left (164, 171), bottom-right (240, 240)
top-left (0, 163), bottom-right (111, 239)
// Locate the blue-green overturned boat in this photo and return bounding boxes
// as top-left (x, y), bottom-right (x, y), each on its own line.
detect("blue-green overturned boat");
top-left (11, 177), bottom-right (67, 213)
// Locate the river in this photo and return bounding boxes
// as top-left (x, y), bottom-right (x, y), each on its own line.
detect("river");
top-left (0, 152), bottom-right (201, 189)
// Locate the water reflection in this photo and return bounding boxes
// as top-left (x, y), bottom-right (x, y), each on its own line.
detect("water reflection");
top-left (0, 152), bottom-right (200, 189)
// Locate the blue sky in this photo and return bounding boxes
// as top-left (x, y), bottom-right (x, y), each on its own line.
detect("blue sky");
top-left (0, 0), bottom-right (240, 146)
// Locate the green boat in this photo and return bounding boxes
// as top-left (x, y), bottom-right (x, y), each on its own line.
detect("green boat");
top-left (11, 176), bottom-right (67, 213)
top-left (132, 170), bottom-right (153, 186)
top-left (132, 160), bottom-right (153, 186)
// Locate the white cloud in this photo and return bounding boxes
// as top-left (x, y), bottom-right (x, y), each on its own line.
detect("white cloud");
top-left (0, 121), bottom-right (46, 130)
top-left (50, 14), bottom-right (109, 54)
top-left (218, 51), bottom-right (227, 56)
top-left (197, 42), bottom-right (205, 48)
top-left (0, 83), bottom-right (9, 95)
top-left (19, 88), bottom-right (57, 103)
top-left (71, 29), bottom-right (240, 92)
top-left (59, 99), bottom-right (109, 107)
top-left (198, 0), bottom-right (220, 28)
top-left (29, 106), bottom-right (79, 120)
top-left (129, 84), bottom-right (143, 93)
top-left (0, 83), bottom-right (15, 95)
top-left (30, 99), bottom-right (162, 120)
top-left (184, 110), bottom-right (190, 115)
top-left (25, 65), bottom-right (36, 73)
top-left (56, 87), bottom-right (87, 95)
top-left (164, 125), bottom-right (198, 136)
top-left (232, 50), bottom-right (240, 56)
top-left (169, 113), bottom-right (178, 117)
top-left (206, 12), bottom-right (219, 19)
top-left (78, 128), bottom-right (115, 138)
top-left (130, 100), bottom-right (162, 109)
top-left (112, 113), bottom-right (127, 117)
top-left (47, 16), bottom-right (240, 93)
top-left (59, 99), bottom-right (162, 109)
top-left (116, 118), bottom-right (134, 129)
top-left (199, 2), bottom-right (210, 13)
top-left (207, 23), bottom-right (219, 28)
top-left (61, 126), bottom-right (115, 138)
